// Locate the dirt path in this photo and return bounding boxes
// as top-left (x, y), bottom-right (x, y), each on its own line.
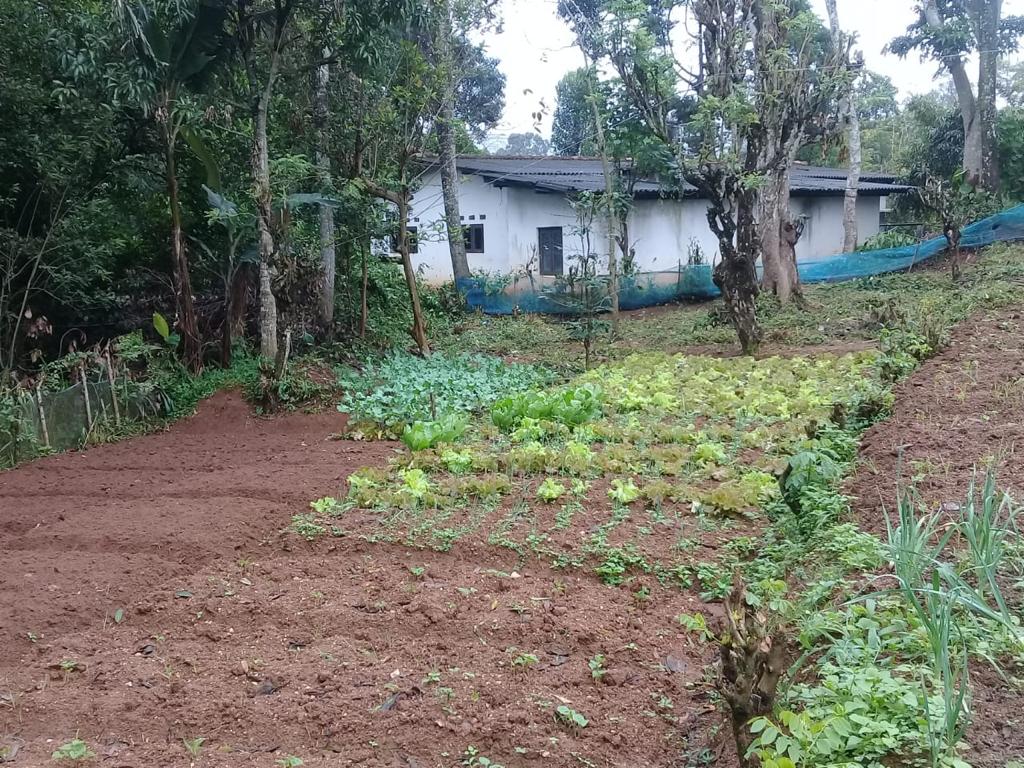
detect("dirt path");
top-left (848, 308), bottom-right (1024, 768)
top-left (0, 393), bottom-right (725, 767)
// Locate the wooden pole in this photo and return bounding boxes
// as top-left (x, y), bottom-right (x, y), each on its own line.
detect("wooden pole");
top-left (105, 351), bottom-right (121, 426)
top-left (81, 363), bottom-right (93, 443)
top-left (35, 384), bottom-right (50, 449)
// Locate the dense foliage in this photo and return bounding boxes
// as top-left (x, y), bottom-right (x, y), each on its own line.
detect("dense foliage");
top-left (0, 0), bottom-right (504, 381)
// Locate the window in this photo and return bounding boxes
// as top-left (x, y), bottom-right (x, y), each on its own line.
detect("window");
top-left (464, 223), bottom-right (485, 253)
top-left (391, 226), bottom-right (418, 254)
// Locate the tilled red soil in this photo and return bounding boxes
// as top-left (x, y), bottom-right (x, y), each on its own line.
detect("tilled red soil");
top-left (8, 310), bottom-right (1020, 768)
top-left (848, 308), bottom-right (1024, 768)
top-left (0, 393), bottom-right (727, 767)
top-left (848, 309), bottom-right (1024, 525)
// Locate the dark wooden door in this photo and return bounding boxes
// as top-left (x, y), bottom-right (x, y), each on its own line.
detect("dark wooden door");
top-left (538, 227), bottom-right (563, 276)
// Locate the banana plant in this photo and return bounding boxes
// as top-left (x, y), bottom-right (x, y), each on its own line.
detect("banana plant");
top-left (125, 1), bottom-right (230, 373)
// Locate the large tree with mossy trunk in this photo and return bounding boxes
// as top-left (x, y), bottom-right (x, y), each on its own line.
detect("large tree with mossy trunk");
top-left (565, 0), bottom-right (849, 351)
top-left (890, 0), bottom-right (1024, 193)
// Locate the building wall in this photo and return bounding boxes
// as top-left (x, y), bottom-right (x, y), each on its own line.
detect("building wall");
top-left (627, 198), bottom-right (721, 272)
top-left (408, 171), bottom-right (510, 282)
top-left (408, 170), bottom-right (885, 284)
top-left (790, 195), bottom-right (883, 262)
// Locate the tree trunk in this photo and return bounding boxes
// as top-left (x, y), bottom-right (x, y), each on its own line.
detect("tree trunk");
top-left (359, 244), bottom-right (369, 338)
top-left (923, 0), bottom-right (990, 188)
top-left (825, 0), bottom-right (861, 252)
top-left (229, 262), bottom-right (251, 340)
top-left (164, 122), bottom-right (203, 374)
top-left (313, 35), bottom-right (336, 332)
top-left (253, 97), bottom-right (278, 361)
top-left (841, 103), bottom-right (862, 252)
top-left (712, 193), bottom-right (761, 355)
top-left (221, 288), bottom-right (233, 368)
top-left (397, 192), bottom-right (430, 355)
top-left (241, 1), bottom-right (291, 362)
top-left (718, 576), bottom-right (787, 768)
top-left (759, 169), bottom-right (800, 304)
top-left (714, 254), bottom-right (760, 356)
top-left (435, 0), bottom-right (471, 287)
top-left (974, 0), bottom-right (1002, 191)
top-left (438, 115), bottom-right (470, 283)
top-left (586, 66), bottom-right (619, 326)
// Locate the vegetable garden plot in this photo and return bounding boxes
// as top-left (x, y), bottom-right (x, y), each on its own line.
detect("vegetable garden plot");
top-left (309, 351), bottom-right (888, 589)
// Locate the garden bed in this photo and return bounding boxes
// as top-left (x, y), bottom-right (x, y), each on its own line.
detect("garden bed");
top-left (1, 299), bottom-right (1022, 768)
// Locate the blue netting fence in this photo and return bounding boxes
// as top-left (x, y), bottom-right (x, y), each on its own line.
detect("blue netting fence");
top-left (458, 203), bottom-right (1024, 315)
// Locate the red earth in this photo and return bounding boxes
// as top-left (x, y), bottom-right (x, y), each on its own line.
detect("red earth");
top-left (0, 393), bottom-right (727, 767)
top-left (849, 308), bottom-right (1024, 768)
top-left (2, 308), bottom-right (1022, 768)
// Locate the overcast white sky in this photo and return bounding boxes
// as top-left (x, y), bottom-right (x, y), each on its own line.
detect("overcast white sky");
top-left (482, 0), bottom-right (1024, 145)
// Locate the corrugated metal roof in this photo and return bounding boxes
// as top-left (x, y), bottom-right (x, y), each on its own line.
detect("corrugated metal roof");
top-left (446, 156), bottom-right (912, 197)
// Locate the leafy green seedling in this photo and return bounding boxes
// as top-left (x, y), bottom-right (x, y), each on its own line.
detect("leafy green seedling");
top-left (588, 654), bottom-right (607, 681)
top-left (52, 739), bottom-right (94, 761)
top-left (510, 651), bottom-right (539, 670)
top-left (462, 746), bottom-right (505, 767)
top-left (536, 478), bottom-right (567, 503)
top-left (310, 496), bottom-right (340, 515)
top-left (677, 612), bottom-right (714, 642)
top-left (182, 737), bottom-right (204, 758)
top-left (276, 757), bottom-right (304, 768)
top-left (607, 478), bottom-right (641, 504)
top-left (555, 704), bottom-right (589, 729)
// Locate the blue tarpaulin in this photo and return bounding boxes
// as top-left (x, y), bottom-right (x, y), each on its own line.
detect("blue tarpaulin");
top-left (459, 204), bottom-right (1024, 315)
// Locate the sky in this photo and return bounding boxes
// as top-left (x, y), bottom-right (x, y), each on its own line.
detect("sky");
top-left (481, 0), bottom-right (1024, 147)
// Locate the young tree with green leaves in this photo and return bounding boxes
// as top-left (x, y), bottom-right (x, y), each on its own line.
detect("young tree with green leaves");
top-left (556, 1), bottom-right (622, 325)
top-left (358, 40), bottom-right (442, 355)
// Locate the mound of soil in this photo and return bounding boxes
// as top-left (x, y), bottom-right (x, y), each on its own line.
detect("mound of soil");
top-left (0, 393), bottom-right (728, 767)
top-left (849, 308), bottom-right (1024, 768)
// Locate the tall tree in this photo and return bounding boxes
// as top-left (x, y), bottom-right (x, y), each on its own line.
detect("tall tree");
top-left (890, 0), bottom-right (1024, 191)
top-left (498, 132), bottom-right (551, 155)
top-left (552, 69), bottom-right (600, 156)
top-left (235, 0), bottom-right (297, 362)
top-left (312, 0), bottom-right (337, 332)
top-left (422, 1), bottom-right (504, 286)
top-left (358, 39), bottom-right (439, 355)
top-left (600, 0), bottom-right (763, 350)
top-left (433, 0), bottom-right (470, 285)
top-left (748, 1), bottom-right (847, 303)
top-left (826, 0), bottom-right (863, 253)
top-left (557, 1), bottom-right (621, 325)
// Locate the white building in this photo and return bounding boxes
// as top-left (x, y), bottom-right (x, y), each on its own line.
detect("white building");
top-left (401, 156), bottom-right (909, 306)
